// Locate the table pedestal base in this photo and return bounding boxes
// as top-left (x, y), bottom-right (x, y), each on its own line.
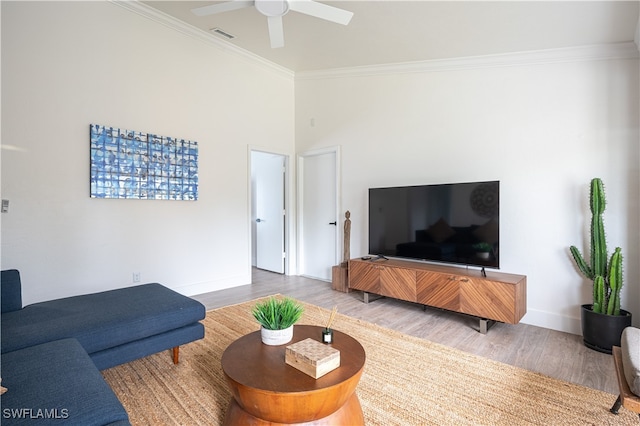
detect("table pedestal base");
top-left (223, 393), bottom-right (364, 426)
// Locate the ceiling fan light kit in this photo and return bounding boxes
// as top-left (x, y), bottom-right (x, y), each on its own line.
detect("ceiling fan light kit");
top-left (191, 0), bottom-right (354, 49)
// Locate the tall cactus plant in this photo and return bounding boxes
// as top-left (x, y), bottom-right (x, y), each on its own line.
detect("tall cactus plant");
top-left (570, 178), bottom-right (624, 315)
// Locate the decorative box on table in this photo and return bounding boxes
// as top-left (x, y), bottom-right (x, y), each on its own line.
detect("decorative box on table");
top-left (285, 338), bottom-right (340, 379)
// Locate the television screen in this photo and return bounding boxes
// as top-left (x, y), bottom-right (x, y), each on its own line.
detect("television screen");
top-left (368, 181), bottom-right (499, 269)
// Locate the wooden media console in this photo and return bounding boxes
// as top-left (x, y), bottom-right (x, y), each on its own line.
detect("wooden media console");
top-left (348, 258), bottom-right (526, 333)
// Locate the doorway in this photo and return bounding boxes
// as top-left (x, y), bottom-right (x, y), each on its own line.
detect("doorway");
top-left (297, 147), bottom-right (340, 281)
top-left (250, 150), bottom-right (287, 274)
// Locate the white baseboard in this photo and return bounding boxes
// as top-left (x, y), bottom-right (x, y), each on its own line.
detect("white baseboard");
top-left (520, 308), bottom-right (582, 336)
top-left (171, 273), bottom-right (251, 298)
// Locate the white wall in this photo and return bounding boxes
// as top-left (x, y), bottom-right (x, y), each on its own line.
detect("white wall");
top-left (1, 2), bottom-right (295, 304)
top-left (295, 55), bottom-right (640, 334)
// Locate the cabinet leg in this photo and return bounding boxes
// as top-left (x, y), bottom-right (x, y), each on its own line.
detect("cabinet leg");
top-left (479, 319), bottom-right (496, 334)
top-left (362, 292), bottom-right (382, 304)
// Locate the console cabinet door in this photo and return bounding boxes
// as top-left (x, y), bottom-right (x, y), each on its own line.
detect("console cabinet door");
top-left (348, 260), bottom-right (380, 293)
top-left (416, 271), bottom-right (460, 312)
top-left (459, 278), bottom-right (518, 323)
top-left (379, 266), bottom-right (417, 301)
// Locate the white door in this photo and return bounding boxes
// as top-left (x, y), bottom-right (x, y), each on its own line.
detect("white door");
top-left (299, 149), bottom-right (339, 281)
top-left (252, 151), bottom-right (285, 274)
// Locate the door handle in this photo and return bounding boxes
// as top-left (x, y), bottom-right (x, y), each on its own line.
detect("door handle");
top-left (256, 218), bottom-right (265, 223)
top-left (329, 221), bottom-right (337, 225)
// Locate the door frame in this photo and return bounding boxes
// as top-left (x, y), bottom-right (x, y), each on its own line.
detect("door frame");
top-left (248, 146), bottom-right (291, 275)
top-left (296, 146), bottom-right (341, 279)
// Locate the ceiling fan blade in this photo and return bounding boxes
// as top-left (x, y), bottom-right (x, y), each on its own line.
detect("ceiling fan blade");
top-left (191, 1), bottom-right (255, 17)
top-left (267, 15), bottom-right (285, 48)
top-left (288, 0), bottom-right (353, 25)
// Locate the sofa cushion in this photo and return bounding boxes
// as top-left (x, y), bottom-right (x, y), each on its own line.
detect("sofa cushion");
top-left (621, 326), bottom-right (640, 396)
top-left (1, 338), bottom-right (129, 425)
top-left (1, 283), bottom-right (205, 355)
top-left (1, 269), bottom-right (22, 313)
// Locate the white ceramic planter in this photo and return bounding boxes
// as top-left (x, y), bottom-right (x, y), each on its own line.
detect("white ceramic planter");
top-left (260, 325), bottom-right (294, 346)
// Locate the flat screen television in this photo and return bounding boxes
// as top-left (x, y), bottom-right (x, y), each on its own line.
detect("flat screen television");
top-left (368, 181), bottom-right (499, 269)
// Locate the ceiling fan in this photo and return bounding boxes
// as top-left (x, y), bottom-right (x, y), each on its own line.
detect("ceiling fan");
top-left (191, 0), bottom-right (354, 49)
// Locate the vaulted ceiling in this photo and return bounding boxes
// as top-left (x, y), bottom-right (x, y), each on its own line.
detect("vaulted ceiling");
top-left (143, 1), bottom-right (640, 73)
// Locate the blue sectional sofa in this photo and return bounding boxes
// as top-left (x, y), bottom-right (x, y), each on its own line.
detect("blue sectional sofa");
top-left (2, 339), bottom-right (130, 425)
top-left (0, 269), bottom-right (207, 425)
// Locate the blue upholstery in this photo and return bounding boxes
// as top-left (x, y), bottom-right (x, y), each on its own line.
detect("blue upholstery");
top-left (0, 270), bottom-right (206, 424)
top-left (1, 269), bottom-right (22, 313)
top-left (91, 322), bottom-right (204, 370)
top-left (1, 338), bottom-right (130, 425)
top-left (2, 283), bottom-right (206, 356)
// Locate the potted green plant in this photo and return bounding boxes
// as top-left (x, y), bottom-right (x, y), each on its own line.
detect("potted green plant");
top-left (252, 296), bottom-right (304, 345)
top-left (473, 242), bottom-right (492, 259)
top-left (570, 177), bottom-right (632, 354)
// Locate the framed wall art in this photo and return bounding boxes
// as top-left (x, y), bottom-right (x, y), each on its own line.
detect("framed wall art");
top-left (90, 124), bottom-right (198, 200)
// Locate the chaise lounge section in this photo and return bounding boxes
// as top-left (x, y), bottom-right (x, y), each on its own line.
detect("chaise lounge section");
top-left (1, 270), bottom-right (206, 370)
top-left (1, 269), bottom-right (206, 425)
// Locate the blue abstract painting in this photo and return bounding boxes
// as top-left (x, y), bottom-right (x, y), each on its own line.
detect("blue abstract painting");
top-left (90, 124), bottom-right (198, 200)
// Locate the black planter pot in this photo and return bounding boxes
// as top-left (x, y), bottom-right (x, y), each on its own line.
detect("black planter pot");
top-left (581, 304), bottom-right (632, 354)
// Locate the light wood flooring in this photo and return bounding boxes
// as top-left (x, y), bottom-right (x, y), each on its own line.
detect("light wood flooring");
top-left (192, 268), bottom-right (619, 396)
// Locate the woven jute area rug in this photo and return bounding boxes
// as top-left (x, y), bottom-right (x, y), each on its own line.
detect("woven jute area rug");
top-left (102, 296), bottom-right (637, 425)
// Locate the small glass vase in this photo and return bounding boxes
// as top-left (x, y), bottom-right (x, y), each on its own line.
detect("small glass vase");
top-left (322, 328), bottom-right (333, 344)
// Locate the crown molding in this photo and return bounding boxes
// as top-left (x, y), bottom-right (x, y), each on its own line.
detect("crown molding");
top-left (110, 1), bottom-right (294, 80)
top-left (296, 42), bottom-right (640, 81)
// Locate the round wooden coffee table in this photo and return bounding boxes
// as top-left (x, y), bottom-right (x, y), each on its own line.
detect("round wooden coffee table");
top-left (221, 324), bottom-right (366, 425)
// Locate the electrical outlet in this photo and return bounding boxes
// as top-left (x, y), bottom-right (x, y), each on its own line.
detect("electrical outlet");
top-left (133, 272), bottom-right (141, 283)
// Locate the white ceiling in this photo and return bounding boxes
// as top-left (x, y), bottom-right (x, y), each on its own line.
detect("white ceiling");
top-left (142, 1), bottom-right (640, 73)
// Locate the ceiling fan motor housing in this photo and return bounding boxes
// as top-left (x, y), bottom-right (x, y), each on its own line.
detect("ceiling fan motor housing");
top-left (255, 0), bottom-right (289, 17)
